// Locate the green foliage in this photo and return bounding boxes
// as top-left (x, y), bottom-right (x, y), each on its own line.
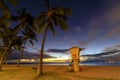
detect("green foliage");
top-left (35, 1), bottom-right (72, 35)
top-left (0, 8), bottom-right (37, 66)
top-left (49, 20), bottom-right (55, 35)
top-left (0, 0), bottom-right (17, 18)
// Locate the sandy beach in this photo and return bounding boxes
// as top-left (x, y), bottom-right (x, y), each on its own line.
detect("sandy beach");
top-left (43, 65), bottom-right (120, 80)
top-left (1, 65), bottom-right (120, 80)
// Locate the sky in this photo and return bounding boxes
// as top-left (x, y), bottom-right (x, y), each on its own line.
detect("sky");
top-left (8, 0), bottom-right (120, 56)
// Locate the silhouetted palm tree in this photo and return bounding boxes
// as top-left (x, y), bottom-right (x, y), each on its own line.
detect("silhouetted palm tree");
top-left (0, 0), bottom-right (17, 18)
top-left (0, 0), bottom-right (17, 67)
top-left (36, 0), bottom-right (72, 75)
top-left (0, 8), bottom-right (37, 71)
top-left (0, 27), bottom-right (14, 71)
top-left (17, 28), bottom-right (38, 67)
top-left (11, 36), bottom-right (24, 67)
top-left (0, 0), bottom-right (17, 28)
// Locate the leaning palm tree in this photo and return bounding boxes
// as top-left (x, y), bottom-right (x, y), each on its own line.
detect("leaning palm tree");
top-left (36, 0), bottom-right (72, 75)
top-left (0, 0), bottom-right (17, 18)
top-left (17, 29), bottom-right (38, 67)
top-left (0, 8), bottom-right (37, 71)
top-left (0, 0), bottom-right (17, 28)
top-left (0, 0), bottom-right (17, 70)
top-left (0, 27), bottom-right (14, 71)
top-left (11, 36), bottom-right (24, 67)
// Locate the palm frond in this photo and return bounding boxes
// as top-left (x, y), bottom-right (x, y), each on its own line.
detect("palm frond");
top-left (53, 7), bottom-right (65, 15)
top-left (53, 15), bottom-right (68, 31)
top-left (34, 12), bottom-right (47, 27)
top-left (29, 40), bottom-right (33, 46)
top-left (64, 8), bottom-right (72, 15)
top-left (60, 15), bottom-right (67, 21)
top-left (0, 17), bottom-right (10, 27)
top-left (10, 15), bottom-right (21, 21)
top-left (49, 20), bottom-right (56, 35)
top-left (38, 19), bottom-right (47, 33)
top-left (0, 0), bottom-right (10, 18)
top-left (9, 0), bottom-right (17, 6)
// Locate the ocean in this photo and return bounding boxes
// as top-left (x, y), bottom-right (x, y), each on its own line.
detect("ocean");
top-left (6, 62), bottom-right (120, 66)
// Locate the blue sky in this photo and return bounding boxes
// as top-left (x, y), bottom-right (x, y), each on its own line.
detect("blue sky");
top-left (8, 0), bottom-right (120, 55)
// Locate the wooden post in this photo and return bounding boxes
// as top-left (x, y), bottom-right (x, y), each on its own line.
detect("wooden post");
top-left (73, 59), bottom-right (79, 72)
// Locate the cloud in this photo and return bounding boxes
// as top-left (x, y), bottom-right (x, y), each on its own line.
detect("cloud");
top-left (101, 1), bottom-right (120, 39)
top-left (63, 36), bottom-right (69, 41)
top-left (102, 44), bottom-right (120, 52)
top-left (73, 26), bottom-right (81, 33)
top-left (25, 46), bottom-right (40, 53)
top-left (114, 44), bottom-right (120, 48)
top-left (86, 1), bottom-right (120, 42)
top-left (46, 49), bottom-right (69, 54)
top-left (103, 2), bottom-right (120, 25)
top-left (103, 24), bottom-right (120, 39)
top-left (102, 47), bottom-right (113, 52)
top-left (69, 40), bottom-right (88, 47)
top-left (87, 17), bottom-right (102, 41)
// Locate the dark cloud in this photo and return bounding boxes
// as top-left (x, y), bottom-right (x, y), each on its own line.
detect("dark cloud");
top-left (102, 47), bottom-right (113, 52)
top-left (114, 44), bottom-right (120, 48)
top-left (7, 50), bottom-right (54, 60)
top-left (102, 44), bottom-right (120, 52)
top-left (46, 49), bottom-right (69, 53)
top-left (83, 49), bottom-right (120, 57)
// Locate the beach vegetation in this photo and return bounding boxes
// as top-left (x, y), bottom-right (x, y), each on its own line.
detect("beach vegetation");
top-left (0, 8), bottom-right (37, 71)
top-left (35, 0), bottom-right (72, 76)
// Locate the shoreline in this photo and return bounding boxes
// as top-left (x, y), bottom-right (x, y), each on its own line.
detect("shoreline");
top-left (4, 61), bottom-right (120, 66)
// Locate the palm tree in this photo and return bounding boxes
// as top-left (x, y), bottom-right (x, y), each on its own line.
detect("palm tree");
top-left (0, 27), bottom-right (14, 71)
top-left (0, 0), bottom-right (17, 28)
top-left (0, 8), bottom-right (37, 71)
top-left (0, 0), bottom-right (17, 70)
top-left (0, 0), bottom-right (17, 18)
top-left (36, 0), bottom-right (72, 75)
top-left (11, 36), bottom-right (24, 67)
top-left (17, 29), bottom-right (38, 67)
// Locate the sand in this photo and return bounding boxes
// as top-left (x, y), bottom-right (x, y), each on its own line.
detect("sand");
top-left (43, 65), bottom-right (120, 80)
top-left (1, 65), bottom-right (120, 80)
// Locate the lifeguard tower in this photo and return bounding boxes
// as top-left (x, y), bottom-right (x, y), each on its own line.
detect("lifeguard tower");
top-left (69, 46), bottom-right (82, 72)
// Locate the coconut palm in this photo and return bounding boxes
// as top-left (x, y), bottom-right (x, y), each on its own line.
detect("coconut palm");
top-left (0, 8), bottom-right (37, 71)
top-left (12, 8), bottom-right (37, 67)
top-left (0, 0), bottom-right (17, 18)
top-left (17, 29), bottom-right (38, 67)
top-left (11, 36), bottom-right (24, 67)
top-left (0, 27), bottom-right (14, 71)
top-left (0, 0), bottom-right (17, 69)
top-left (0, 0), bottom-right (17, 28)
top-left (36, 0), bottom-right (72, 75)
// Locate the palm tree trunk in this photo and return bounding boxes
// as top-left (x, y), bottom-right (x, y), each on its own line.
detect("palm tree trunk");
top-left (0, 54), bottom-right (6, 71)
top-left (37, 25), bottom-right (49, 76)
top-left (0, 46), bottom-right (10, 71)
top-left (17, 49), bottom-right (23, 67)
